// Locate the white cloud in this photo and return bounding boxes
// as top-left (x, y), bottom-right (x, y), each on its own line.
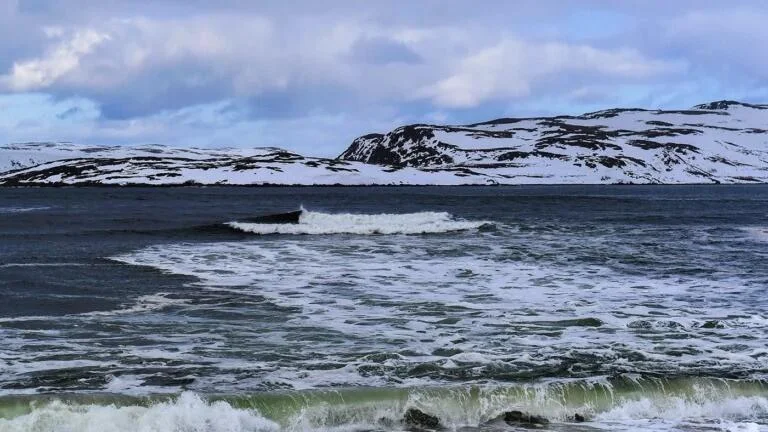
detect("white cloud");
top-left (0, 94), bottom-right (404, 156)
top-left (3, 1), bottom-right (765, 155)
top-left (0, 14), bottom-right (376, 99)
top-left (419, 39), bottom-right (686, 108)
top-left (0, 11), bottom-right (691, 114)
top-left (2, 29), bottom-right (110, 91)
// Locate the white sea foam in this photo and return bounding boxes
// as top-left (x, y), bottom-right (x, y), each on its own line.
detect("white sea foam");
top-left (594, 395), bottom-right (768, 431)
top-left (227, 210), bottom-right (489, 235)
top-left (0, 392), bottom-right (279, 432)
top-left (742, 227), bottom-right (768, 243)
top-left (1, 388), bottom-right (767, 432)
top-left (108, 230), bottom-right (768, 391)
top-left (0, 206), bottom-right (50, 214)
top-left (103, 375), bottom-right (149, 394)
top-left (598, 395), bottom-right (768, 421)
top-left (6, 218), bottom-right (766, 397)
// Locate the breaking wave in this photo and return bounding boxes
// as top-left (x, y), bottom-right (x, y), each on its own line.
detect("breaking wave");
top-left (227, 210), bottom-right (490, 235)
top-left (0, 392), bottom-right (278, 432)
top-left (0, 377), bottom-right (767, 431)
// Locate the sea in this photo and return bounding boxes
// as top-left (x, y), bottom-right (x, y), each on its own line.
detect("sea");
top-left (0, 185), bottom-right (767, 431)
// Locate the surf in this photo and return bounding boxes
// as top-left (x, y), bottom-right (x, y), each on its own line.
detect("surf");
top-left (226, 208), bottom-right (491, 235)
top-left (1, 377), bottom-right (767, 431)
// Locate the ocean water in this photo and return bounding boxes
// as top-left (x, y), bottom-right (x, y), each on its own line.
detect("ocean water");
top-left (1, 185), bottom-right (767, 431)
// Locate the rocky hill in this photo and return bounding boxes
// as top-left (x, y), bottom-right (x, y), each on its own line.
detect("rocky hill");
top-left (0, 143), bottom-right (479, 185)
top-left (1, 100), bottom-right (767, 185)
top-left (338, 100), bottom-right (768, 184)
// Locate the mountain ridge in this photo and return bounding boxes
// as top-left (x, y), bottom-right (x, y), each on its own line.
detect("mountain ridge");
top-left (336, 100), bottom-right (768, 184)
top-left (2, 100), bottom-right (767, 185)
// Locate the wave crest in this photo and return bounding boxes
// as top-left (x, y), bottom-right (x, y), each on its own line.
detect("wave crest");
top-left (227, 210), bottom-right (489, 235)
top-left (0, 392), bottom-right (278, 432)
top-left (1, 378), bottom-right (768, 431)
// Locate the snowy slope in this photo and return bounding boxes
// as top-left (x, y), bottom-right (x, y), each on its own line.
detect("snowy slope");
top-left (0, 142), bottom-right (286, 174)
top-left (340, 100), bottom-right (768, 184)
top-left (2, 100), bottom-right (768, 185)
top-left (0, 143), bottom-right (500, 186)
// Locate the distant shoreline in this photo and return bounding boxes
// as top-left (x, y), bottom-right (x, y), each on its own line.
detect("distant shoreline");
top-left (1, 182), bottom-right (766, 188)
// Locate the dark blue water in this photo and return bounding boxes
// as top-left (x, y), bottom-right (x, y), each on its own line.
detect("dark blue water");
top-left (1, 185), bottom-right (767, 431)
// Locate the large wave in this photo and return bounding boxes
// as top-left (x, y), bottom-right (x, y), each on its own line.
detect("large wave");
top-left (0, 393), bottom-right (278, 432)
top-left (226, 209), bottom-right (490, 235)
top-left (1, 378), bottom-right (767, 431)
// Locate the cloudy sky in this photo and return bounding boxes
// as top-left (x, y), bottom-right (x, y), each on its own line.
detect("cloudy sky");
top-left (0, 0), bottom-right (766, 156)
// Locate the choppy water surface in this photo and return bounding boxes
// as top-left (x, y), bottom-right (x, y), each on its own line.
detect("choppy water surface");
top-left (1, 186), bottom-right (767, 431)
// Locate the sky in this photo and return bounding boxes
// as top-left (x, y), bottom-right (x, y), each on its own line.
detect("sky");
top-left (1, 0), bottom-right (767, 156)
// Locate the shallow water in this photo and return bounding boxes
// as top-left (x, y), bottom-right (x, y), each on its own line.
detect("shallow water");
top-left (1, 185), bottom-right (767, 431)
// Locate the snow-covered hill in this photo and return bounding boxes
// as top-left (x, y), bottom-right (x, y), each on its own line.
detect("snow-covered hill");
top-left (0, 142), bottom-right (287, 174)
top-left (2, 100), bottom-right (768, 185)
top-left (0, 143), bottom-right (487, 185)
top-left (339, 100), bottom-right (768, 184)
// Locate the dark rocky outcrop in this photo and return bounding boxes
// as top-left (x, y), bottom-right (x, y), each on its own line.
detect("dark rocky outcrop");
top-left (242, 210), bottom-right (302, 224)
top-left (693, 100), bottom-right (768, 110)
top-left (403, 408), bottom-right (441, 430)
top-left (502, 410), bottom-right (549, 426)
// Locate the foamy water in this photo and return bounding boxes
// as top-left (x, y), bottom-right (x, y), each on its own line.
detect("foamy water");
top-left (0, 393), bottom-right (279, 432)
top-left (743, 227), bottom-right (768, 243)
top-left (2, 381), bottom-right (768, 431)
top-left (109, 227), bottom-right (768, 389)
top-left (2, 187), bottom-right (768, 431)
top-left (227, 210), bottom-right (490, 235)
